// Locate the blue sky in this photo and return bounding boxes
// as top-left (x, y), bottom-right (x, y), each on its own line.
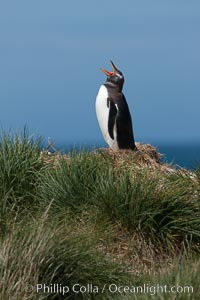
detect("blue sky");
top-left (0, 0), bottom-right (200, 147)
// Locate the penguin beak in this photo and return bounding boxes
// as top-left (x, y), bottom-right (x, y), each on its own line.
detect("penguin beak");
top-left (100, 60), bottom-right (117, 76)
top-left (100, 68), bottom-right (114, 76)
top-left (110, 60), bottom-right (118, 73)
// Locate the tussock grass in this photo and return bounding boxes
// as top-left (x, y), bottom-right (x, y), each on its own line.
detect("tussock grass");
top-left (38, 151), bottom-right (200, 252)
top-left (0, 128), bottom-right (44, 235)
top-left (0, 207), bottom-right (131, 300)
top-left (100, 170), bottom-right (200, 249)
top-left (0, 129), bottom-right (200, 299)
top-left (37, 151), bottom-right (113, 211)
top-left (0, 128), bottom-right (43, 208)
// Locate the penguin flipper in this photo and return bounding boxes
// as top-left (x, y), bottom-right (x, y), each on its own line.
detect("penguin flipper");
top-left (107, 97), bottom-right (117, 140)
top-left (115, 99), bottom-right (135, 150)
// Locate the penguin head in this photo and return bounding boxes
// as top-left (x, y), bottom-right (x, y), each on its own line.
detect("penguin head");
top-left (100, 60), bottom-right (124, 90)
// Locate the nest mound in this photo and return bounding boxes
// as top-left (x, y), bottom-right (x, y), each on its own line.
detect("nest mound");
top-left (95, 142), bottom-right (171, 171)
top-left (94, 143), bottom-right (196, 178)
top-left (135, 142), bottom-right (162, 163)
top-left (41, 142), bottom-right (195, 177)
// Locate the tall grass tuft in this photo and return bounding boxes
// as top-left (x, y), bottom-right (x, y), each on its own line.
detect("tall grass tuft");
top-left (0, 128), bottom-right (44, 232)
top-left (37, 151), bottom-right (114, 211)
top-left (97, 168), bottom-right (200, 251)
top-left (0, 128), bottom-right (43, 199)
top-left (38, 152), bottom-right (200, 252)
top-left (0, 206), bottom-right (131, 300)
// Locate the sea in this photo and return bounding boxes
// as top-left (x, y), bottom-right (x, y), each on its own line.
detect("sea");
top-left (156, 142), bottom-right (200, 171)
top-left (54, 141), bottom-right (200, 171)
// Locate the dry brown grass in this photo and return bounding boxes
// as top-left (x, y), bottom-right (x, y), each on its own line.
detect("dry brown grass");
top-left (40, 142), bottom-right (196, 180)
top-left (94, 143), bottom-right (197, 179)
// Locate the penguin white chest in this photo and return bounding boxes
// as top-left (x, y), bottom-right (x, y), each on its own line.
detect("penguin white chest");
top-left (95, 85), bottom-right (119, 150)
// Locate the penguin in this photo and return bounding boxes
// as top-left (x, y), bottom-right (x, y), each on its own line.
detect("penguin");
top-left (96, 60), bottom-right (136, 150)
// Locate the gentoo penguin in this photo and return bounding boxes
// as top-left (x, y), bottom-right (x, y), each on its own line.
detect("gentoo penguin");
top-left (96, 60), bottom-right (136, 150)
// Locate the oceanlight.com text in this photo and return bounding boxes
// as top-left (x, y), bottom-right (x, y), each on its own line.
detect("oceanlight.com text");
top-left (35, 283), bottom-right (194, 296)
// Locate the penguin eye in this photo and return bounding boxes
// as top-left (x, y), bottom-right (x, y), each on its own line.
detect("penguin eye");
top-left (116, 73), bottom-right (123, 79)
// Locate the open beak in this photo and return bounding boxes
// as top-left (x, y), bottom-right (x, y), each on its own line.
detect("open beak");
top-left (100, 60), bottom-right (117, 76)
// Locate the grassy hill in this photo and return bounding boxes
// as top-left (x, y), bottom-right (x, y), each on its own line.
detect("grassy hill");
top-left (0, 129), bottom-right (200, 299)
